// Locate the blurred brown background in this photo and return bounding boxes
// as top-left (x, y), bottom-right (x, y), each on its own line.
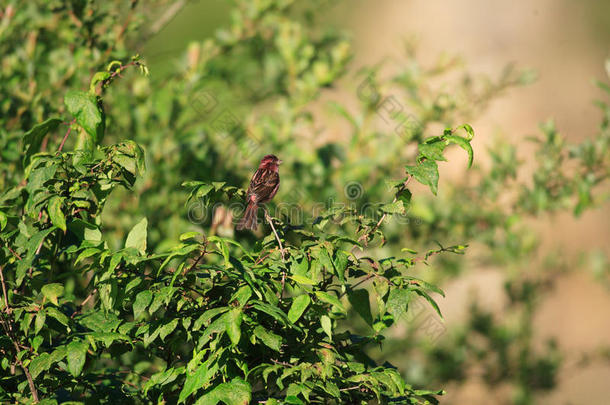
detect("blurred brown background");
top-left (341, 1), bottom-right (610, 403)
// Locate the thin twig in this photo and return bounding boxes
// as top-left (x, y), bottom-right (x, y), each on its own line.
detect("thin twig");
top-left (264, 209), bottom-right (286, 262)
top-left (144, 0), bottom-right (187, 41)
top-left (254, 252), bottom-right (270, 265)
top-left (7, 246), bottom-right (22, 261)
top-left (71, 288), bottom-right (98, 319)
top-left (264, 209), bottom-right (287, 299)
top-left (0, 267), bottom-right (39, 401)
top-left (58, 118), bottom-right (76, 152)
top-left (359, 175), bottom-right (412, 244)
top-left (349, 273), bottom-right (375, 292)
top-left (339, 386), bottom-right (362, 392)
top-left (183, 235), bottom-right (208, 276)
top-left (0, 267), bottom-right (8, 311)
top-left (270, 358), bottom-right (292, 367)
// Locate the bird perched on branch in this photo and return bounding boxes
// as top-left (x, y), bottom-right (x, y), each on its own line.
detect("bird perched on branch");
top-left (236, 154), bottom-right (281, 231)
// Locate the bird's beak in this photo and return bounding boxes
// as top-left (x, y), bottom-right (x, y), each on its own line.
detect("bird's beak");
top-left (278, 159), bottom-right (283, 165)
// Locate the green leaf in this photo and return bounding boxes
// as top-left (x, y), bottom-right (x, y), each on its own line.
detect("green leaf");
top-left (253, 325), bottom-right (282, 351)
top-left (348, 289), bottom-right (373, 326)
top-left (230, 285), bottom-right (252, 307)
top-left (90, 332), bottom-right (131, 348)
top-left (225, 308), bottom-right (242, 346)
top-left (29, 352), bottom-right (52, 380)
top-left (456, 123), bottom-right (475, 140)
top-left (46, 307), bottom-right (69, 327)
top-left (159, 319), bottom-right (179, 341)
top-left (125, 217), bottom-right (147, 255)
top-left (196, 377), bottom-right (251, 405)
top-left (444, 134), bottom-right (474, 168)
top-left (179, 362), bottom-right (213, 403)
top-left (22, 118), bottom-right (62, 167)
top-left (79, 311), bottom-right (121, 332)
top-left (67, 219), bottom-right (102, 242)
top-left (35, 310), bottom-right (46, 334)
top-left (251, 301), bottom-right (293, 327)
top-left (419, 141), bottom-right (447, 162)
top-left (387, 289), bottom-right (412, 320)
top-left (193, 307), bottom-right (230, 331)
top-left (66, 340), bottom-right (88, 377)
top-left (380, 200), bottom-right (406, 214)
top-left (287, 294), bottom-right (311, 323)
top-left (195, 184), bottom-right (214, 199)
top-left (112, 153), bottom-right (136, 174)
top-left (89, 71), bottom-right (111, 93)
top-left (0, 211), bottom-right (6, 231)
top-left (414, 289), bottom-right (443, 318)
top-left (133, 290), bottom-right (153, 320)
top-left (75, 247), bottom-right (100, 265)
top-left (314, 291), bottom-right (345, 313)
top-left (47, 196), bottom-right (67, 232)
top-left (320, 315), bottom-right (332, 339)
top-left (41, 283), bottom-right (64, 306)
top-left (64, 90), bottom-right (104, 144)
top-left (290, 274), bottom-right (316, 285)
top-left (396, 188), bottom-right (412, 210)
top-left (405, 160), bottom-right (439, 195)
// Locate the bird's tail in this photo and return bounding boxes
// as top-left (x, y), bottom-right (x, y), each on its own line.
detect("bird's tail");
top-left (236, 202), bottom-right (259, 231)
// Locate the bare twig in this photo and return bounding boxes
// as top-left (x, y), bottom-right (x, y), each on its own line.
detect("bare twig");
top-left (254, 252), bottom-right (270, 265)
top-left (263, 209), bottom-right (287, 298)
top-left (184, 239), bottom-right (208, 276)
top-left (0, 266), bottom-right (8, 311)
top-left (7, 246), bottom-right (22, 261)
top-left (264, 209), bottom-right (286, 262)
top-left (339, 386), bottom-right (362, 392)
top-left (145, 0), bottom-right (187, 41)
top-left (270, 358), bottom-right (292, 367)
top-left (58, 118), bottom-right (76, 152)
top-left (71, 288), bottom-right (98, 319)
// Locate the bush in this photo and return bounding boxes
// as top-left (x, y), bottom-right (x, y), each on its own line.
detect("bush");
top-left (1, 1), bottom-right (609, 404)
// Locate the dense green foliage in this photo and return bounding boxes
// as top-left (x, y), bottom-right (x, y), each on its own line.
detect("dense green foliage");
top-left (1, 1), bottom-right (610, 404)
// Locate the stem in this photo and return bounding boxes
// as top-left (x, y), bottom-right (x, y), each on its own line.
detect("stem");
top-left (0, 266), bottom-right (8, 310)
top-left (0, 267), bottom-right (39, 402)
top-left (358, 175), bottom-right (412, 244)
top-left (264, 209), bottom-right (285, 262)
top-left (264, 209), bottom-right (287, 299)
top-left (58, 118), bottom-right (76, 152)
top-left (184, 239), bottom-right (208, 276)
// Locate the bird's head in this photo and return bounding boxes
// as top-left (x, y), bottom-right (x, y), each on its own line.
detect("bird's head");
top-left (259, 154), bottom-right (282, 170)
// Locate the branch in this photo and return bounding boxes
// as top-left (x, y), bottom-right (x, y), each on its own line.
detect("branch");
top-left (144, 0), bottom-right (187, 41)
top-left (264, 209), bottom-right (286, 262)
top-left (270, 358), bottom-right (292, 367)
top-left (0, 267), bottom-right (39, 402)
top-left (71, 288), bottom-right (98, 319)
top-left (0, 266), bottom-right (8, 311)
top-left (58, 118), bottom-right (77, 152)
top-left (183, 237), bottom-right (208, 276)
top-left (358, 175), bottom-right (412, 244)
top-left (263, 209), bottom-right (287, 299)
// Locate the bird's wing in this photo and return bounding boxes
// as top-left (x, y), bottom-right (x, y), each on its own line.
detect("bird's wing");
top-left (247, 169), bottom-right (279, 204)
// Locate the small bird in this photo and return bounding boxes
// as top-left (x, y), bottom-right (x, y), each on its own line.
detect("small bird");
top-left (236, 154), bottom-right (282, 231)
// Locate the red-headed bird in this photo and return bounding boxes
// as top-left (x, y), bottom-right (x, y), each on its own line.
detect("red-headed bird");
top-left (236, 154), bottom-right (282, 231)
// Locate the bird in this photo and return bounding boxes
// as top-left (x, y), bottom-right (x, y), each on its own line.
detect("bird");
top-left (236, 154), bottom-right (282, 231)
